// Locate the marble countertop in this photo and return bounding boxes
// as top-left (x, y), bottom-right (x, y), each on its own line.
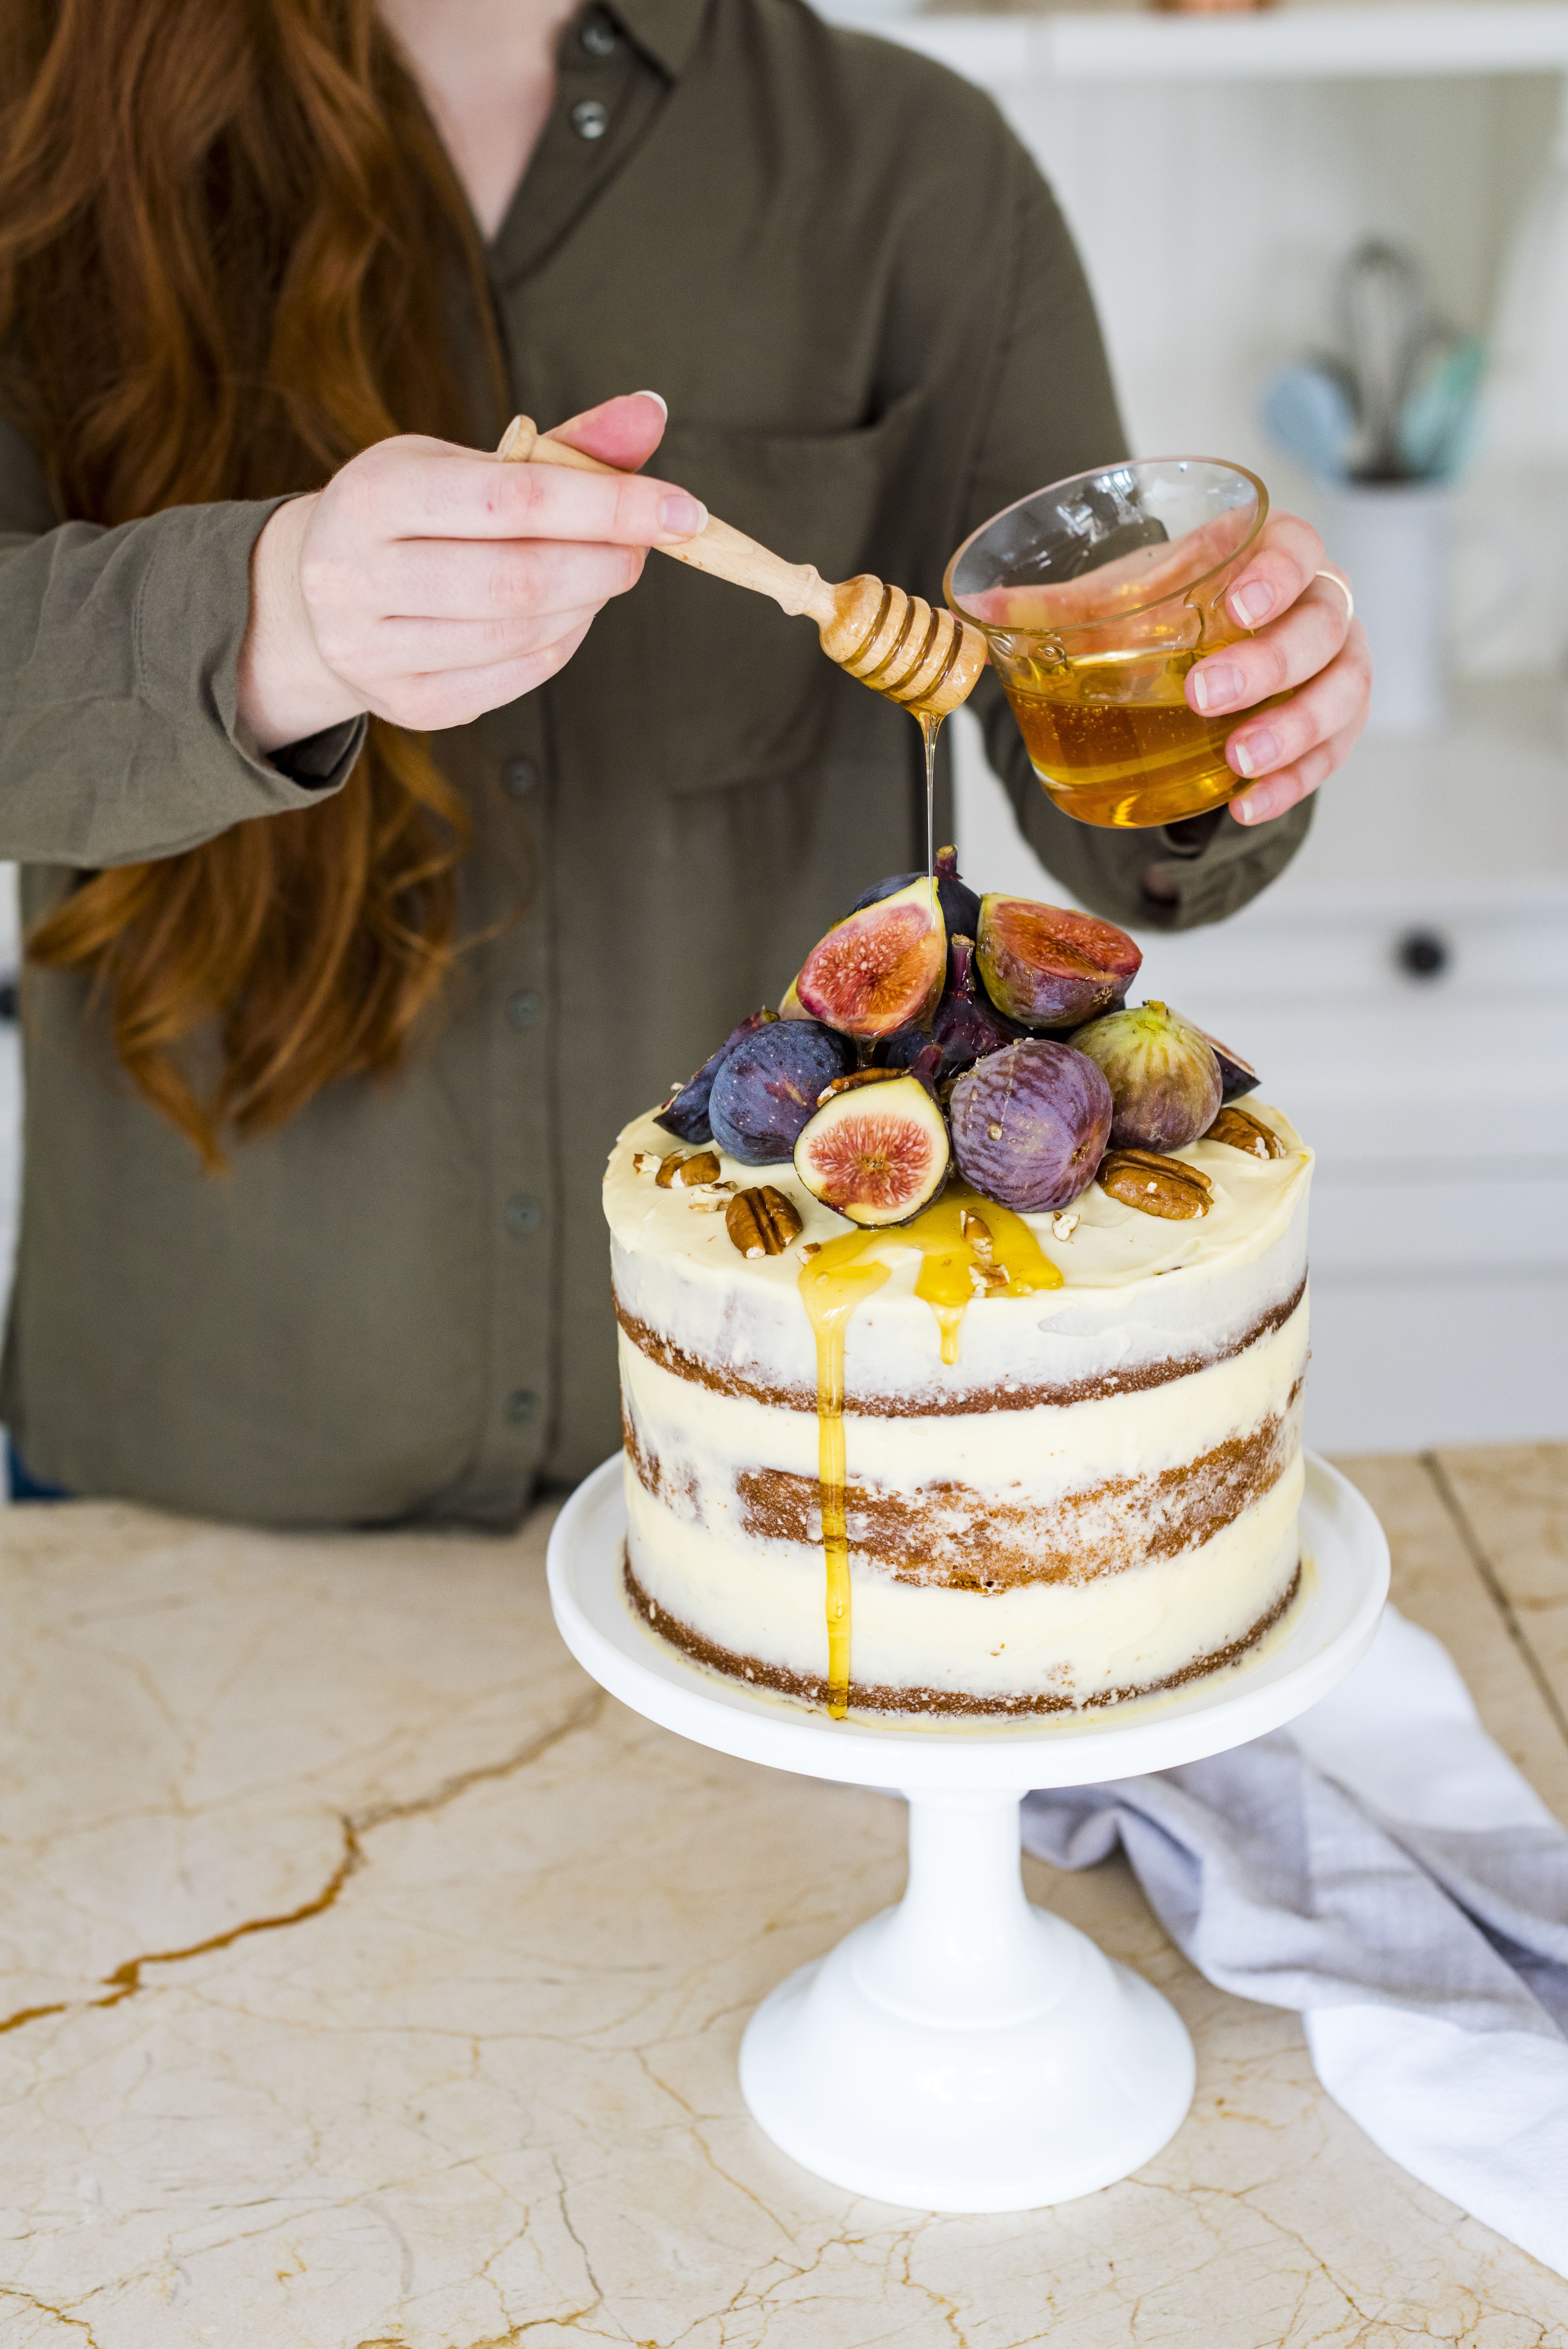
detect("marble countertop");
top-left (0, 1445), bottom-right (1564, 2348)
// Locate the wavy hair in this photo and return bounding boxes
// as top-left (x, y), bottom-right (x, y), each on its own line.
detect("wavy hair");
top-left (0, 0), bottom-right (503, 1165)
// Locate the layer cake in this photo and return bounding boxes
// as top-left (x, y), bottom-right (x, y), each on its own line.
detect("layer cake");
top-left (608, 1102), bottom-right (1311, 1717)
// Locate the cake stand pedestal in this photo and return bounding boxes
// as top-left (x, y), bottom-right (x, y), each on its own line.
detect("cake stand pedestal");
top-left (547, 1453), bottom-right (1388, 2214)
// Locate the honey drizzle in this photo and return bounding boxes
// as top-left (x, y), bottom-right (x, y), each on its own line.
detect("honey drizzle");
top-left (919, 710), bottom-right (941, 878)
top-left (796, 1186), bottom-right (1063, 1717)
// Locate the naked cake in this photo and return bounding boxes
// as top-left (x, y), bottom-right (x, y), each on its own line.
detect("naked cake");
top-left (606, 853), bottom-right (1311, 1719)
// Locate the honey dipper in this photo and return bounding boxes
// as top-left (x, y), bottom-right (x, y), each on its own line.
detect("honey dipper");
top-left (497, 414), bottom-right (985, 720)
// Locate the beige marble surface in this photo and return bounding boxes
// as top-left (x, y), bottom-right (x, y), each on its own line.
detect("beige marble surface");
top-left (0, 1452), bottom-right (1565, 2349)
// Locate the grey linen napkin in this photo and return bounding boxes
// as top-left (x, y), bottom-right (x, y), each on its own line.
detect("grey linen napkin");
top-left (1021, 1607), bottom-right (1568, 2272)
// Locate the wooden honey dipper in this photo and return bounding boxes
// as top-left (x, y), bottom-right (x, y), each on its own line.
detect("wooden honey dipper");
top-left (497, 414), bottom-right (985, 720)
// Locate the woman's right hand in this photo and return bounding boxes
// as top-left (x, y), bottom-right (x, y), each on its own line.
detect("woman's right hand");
top-left (237, 391), bottom-right (703, 753)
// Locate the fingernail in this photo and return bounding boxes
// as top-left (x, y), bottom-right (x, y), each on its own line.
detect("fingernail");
top-left (1231, 795), bottom-right (1257, 825)
top-left (636, 389), bottom-right (668, 418)
top-left (660, 493), bottom-right (706, 537)
top-left (1191, 662), bottom-right (1241, 714)
top-left (1231, 729), bottom-right (1278, 778)
top-left (1230, 583), bottom-right (1273, 627)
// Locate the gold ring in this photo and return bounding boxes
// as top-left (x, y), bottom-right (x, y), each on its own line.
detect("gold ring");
top-left (1314, 567), bottom-right (1354, 622)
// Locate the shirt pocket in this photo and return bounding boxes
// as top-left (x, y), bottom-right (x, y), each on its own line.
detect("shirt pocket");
top-left (647, 388), bottom-right (926, 795)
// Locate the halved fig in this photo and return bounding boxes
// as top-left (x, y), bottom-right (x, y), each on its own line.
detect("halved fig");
top-left (793, 1072), bottom-right (950, 1226)
top-left (948, 1038), bottom-right (1112, 1213)
top-left (882, 935), bottom-right (1021, 1085)
top-left (1193, 1022), bottom-right (1261, 1102)
top-left (1070, 1001), bottom-right (1221, 1154)
top-left (976, 895), bottom-right (1141, 1029)
top-left (795, 878), bottom-right (946, 1041)
top-left (850, 846), bottom-right (981, 941)
top-left (656, 1009), bottom-right (777, 1143)
top-left (709, 1020), bottom-right (855, 1164)
top-left (777, 978), bottom-right (813, 1021)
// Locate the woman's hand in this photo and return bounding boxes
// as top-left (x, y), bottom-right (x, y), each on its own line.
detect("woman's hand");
top-left (1185, 512), bottom-right (1370, 826)
top-left (238, 391), bottom-right (702, 753)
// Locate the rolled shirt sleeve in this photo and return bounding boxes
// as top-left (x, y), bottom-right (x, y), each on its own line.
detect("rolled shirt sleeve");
top-left (0, 422), bottom-right (363, 868)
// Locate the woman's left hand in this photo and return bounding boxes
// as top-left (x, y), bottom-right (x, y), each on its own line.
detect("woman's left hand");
top-left (1185, 512), bottom-right (1370, 826)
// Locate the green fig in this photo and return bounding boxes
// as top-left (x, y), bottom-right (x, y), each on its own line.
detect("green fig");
top-left (1070, 1001), bottom-right (1222, 1154)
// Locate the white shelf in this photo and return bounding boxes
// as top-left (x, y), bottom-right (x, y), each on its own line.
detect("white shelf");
top-left (885, 5), bottom-right (1568, 86)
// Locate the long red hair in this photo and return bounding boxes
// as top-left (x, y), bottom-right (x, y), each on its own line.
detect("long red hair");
top-left (0, 0), bottom-right (502, 1166)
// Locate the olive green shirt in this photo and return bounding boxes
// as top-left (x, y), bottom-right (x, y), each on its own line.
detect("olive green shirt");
top-left (0, 0), bottom-right (1311, 1526)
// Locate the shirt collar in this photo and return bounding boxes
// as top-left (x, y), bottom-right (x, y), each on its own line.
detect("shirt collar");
top-left (598, 0), bottom-right (708, 81)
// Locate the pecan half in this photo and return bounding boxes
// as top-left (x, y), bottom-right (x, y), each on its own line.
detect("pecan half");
top-left (1098, 1148), bottom-right (1212, 1220)
top-left (1205, 1105), bottom-right (1287, 1160)
top-left (725, 1185), bottom-right (805, 1258)
top-left (656, 1148), bottom-right (722, 1188)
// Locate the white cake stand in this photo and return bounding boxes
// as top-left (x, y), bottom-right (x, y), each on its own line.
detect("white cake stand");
top-left (547, 1452), bottom-right (1388, 2214)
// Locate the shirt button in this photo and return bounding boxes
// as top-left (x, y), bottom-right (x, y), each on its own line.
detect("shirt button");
top-left (501, 755), bottom-right (538, 800)
top-left (505, 1193), bottom-right (543, 1236)
top-left (580, 14), bottom-right (617, 55)
top-left (571, 98), bottom-right (609, 140)
top-left (506, 1388), bottom-right (539, 1425)
top-left (506, 989), bottom-right (542, 1032)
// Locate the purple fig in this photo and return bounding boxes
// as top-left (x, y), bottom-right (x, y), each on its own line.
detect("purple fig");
top-left (976, 894), bottom-right (1141, 1029)
top-left (1070, 1001), bottom-right (1222, 1153)
top-left (708, 1019), bottom-right (855, 1165)
top-left (656, 1009), bottom-right (777, 1144)
top-left (1193, 1023), bottom-right (1261, 1102)
top-left (795, 878), bottom-right (945, 1042)
top-left (850, 846), bottom-right (981, 940)
top-left (794, 1072), bottom-right (950, 1227)
top-left (949, 1039), bottom-right (1112, 1213)
top-left (881, 936), bottom-right (1022, 1084)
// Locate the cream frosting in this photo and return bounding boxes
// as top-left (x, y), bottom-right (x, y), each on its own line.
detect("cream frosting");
top-left (606, 1105), bottom-right (1311, 1299)
top-left (610, 1107), bottom-right (1310, 1412)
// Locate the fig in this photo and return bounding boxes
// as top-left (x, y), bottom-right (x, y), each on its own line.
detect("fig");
top-left (793, 1072), bottom-right (950, 1227)
top-left (794, 877), bottom-right (945, 1041)
top-left (881, 936), bottom-right (1021, 1085)
top-left (975, 895), bottom-right (1141, 1029)
top-left (1070, 1001), bottom-right (1222, 1154)
top-left (1193, 1023), bottom-right (1261, 1102)
top-left (708, 1019), bottom-right (854, 1164)
top-left (948, 1038), bottom-right (1112, 1214)
top-left (777, 978), bottom-right (812, 1021)
top-left (656, 1009), bottom-right (777, 1143)
top-left (850, 846), bottom-right (981, 941)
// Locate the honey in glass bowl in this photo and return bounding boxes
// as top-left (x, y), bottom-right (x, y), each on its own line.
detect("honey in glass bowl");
top-left (945, 458), bottom-right (1281, 829)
